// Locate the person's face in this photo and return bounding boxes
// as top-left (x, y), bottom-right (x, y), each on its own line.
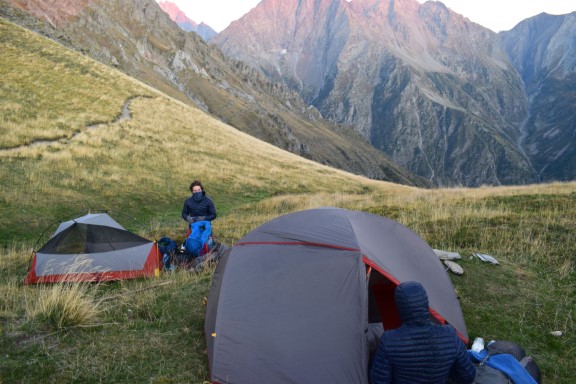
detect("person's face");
top-left (192, 186), bottom-right (202, 194)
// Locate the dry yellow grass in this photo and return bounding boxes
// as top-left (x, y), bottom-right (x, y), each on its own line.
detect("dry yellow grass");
top-left (1, 93), bottom-right (398, 232)
top-left (0, 20), bottom-right (150, 148)
top-left (26, 281), bottom-right (102, 329)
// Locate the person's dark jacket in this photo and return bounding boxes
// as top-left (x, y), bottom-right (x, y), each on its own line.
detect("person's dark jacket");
top-left (182, 191), bottom-right (217, 223)
top-left (370, 281), bottom-right (476, 384)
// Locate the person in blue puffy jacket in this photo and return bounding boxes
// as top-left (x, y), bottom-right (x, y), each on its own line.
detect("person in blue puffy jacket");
top-left (370, 281), bottom-right (476, 384)
top-left (182, 180), bottom-right (217, 224)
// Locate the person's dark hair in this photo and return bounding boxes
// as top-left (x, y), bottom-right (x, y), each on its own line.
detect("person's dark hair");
top-left (189, 180), bottom-right (205, 193)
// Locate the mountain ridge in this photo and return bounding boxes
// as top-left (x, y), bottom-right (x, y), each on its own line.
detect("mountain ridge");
top-left (156, 1), bottom-right (217, 41)
top-left (500, 11), bottom-right (576, 182)
top-left (214, 0), bottom-right (575, 186)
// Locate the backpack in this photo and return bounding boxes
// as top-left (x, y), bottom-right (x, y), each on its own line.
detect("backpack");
top-left (185, 221), bottom-right (213, 258)
top-left (470, 340), bottom-right (542, 384)
top-left (158, 237), bottom-right (177, 270)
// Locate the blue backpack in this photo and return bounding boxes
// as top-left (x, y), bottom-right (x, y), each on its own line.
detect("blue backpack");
top-left (469, 340), bottom-right (541, 384)
top-left (158, 237), bottom-right (178, 270)
top-left (185, 221), bottom-right (212, 258)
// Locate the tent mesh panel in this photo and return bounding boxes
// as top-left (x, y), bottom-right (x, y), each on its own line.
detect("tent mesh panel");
top-left (39, 223), bottom-right (150, 254)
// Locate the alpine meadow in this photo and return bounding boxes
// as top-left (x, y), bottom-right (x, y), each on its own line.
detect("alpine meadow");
top-left (1, 18), bottom-right (575, 384)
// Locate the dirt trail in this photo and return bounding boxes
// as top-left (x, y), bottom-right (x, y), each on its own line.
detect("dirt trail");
top-left (0, 96), bottom-right (138, 154)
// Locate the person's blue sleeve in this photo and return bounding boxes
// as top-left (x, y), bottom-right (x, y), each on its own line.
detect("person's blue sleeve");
top-left (370, 338), bottom-right (392, 384)
top-left (205, 198), bottom-right (217, 221)
top-left (450, 335), bottom-right (476, 384)
top-left (182, 200), bottom-right (189, 221)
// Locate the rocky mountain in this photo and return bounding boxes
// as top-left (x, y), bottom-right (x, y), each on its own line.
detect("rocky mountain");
top-left (195, 22), bottom-right (217, 41)
top-left (500, 12), bottom-right (576, 182)
top-left (214, 0), bottom-right (575, 186)
top-left (0, 0), bottom-right (429, 187)
top-left (157, 1), bottom-right (196, 31)
top-left (157, 1), bottom-right (217, 41)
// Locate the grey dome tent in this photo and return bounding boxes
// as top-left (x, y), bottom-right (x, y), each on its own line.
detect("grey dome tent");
top-left (205, 207), bottom-right (468, 384)
top-left (24, 213), bottom-right (160, 284)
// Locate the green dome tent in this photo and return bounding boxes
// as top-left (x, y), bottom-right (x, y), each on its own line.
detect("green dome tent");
top-left (205, 207), bottom-right (468, 384)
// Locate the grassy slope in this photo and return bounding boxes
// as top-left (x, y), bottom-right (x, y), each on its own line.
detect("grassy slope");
top-left (0, 19), bottom-right (575, 383)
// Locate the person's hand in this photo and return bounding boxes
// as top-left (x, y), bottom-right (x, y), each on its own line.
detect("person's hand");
top-left (186, 215), bottom-right (194, 224)
top-left (197, 216), bottom-right (206, 222)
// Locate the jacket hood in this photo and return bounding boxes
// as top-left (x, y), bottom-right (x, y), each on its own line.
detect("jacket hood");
top-left (395, 281), bottom-right (430, 325)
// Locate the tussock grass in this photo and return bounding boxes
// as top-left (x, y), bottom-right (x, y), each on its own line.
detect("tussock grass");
top-left (1, 16), bottom-right (575, 383)
top-left (23, 257), bottom-right (107, 330)
top-left (26, 282), bottom-right (102, 330)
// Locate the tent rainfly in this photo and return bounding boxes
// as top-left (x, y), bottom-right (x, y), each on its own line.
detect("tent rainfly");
top-left (205, 207), bottom-right (468, 384)
top-left (24, 213), bottom-right (160, 284)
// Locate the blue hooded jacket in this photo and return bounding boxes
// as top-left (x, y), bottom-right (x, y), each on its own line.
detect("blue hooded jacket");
top-left (181, 191), bottom-right (217, 222)
top-left (370, 281), bottom-right (476, 384)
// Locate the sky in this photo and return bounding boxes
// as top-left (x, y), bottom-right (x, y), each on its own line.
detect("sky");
top-left (165, 0), bottom-right (576, 33)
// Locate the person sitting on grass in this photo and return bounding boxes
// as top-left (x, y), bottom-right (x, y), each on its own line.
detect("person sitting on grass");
top-left (182, 180), bottom-right (217, 225)
top-left (370, 281), bottom-right (476, 384)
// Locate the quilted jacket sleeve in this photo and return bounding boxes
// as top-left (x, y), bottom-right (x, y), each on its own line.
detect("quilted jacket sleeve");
top-left (205, 197), bottom-right (217, 221)
top-left (449, 334), bottom-right (476, 384)
top-left (370, 338), bottom-right (392, 384)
